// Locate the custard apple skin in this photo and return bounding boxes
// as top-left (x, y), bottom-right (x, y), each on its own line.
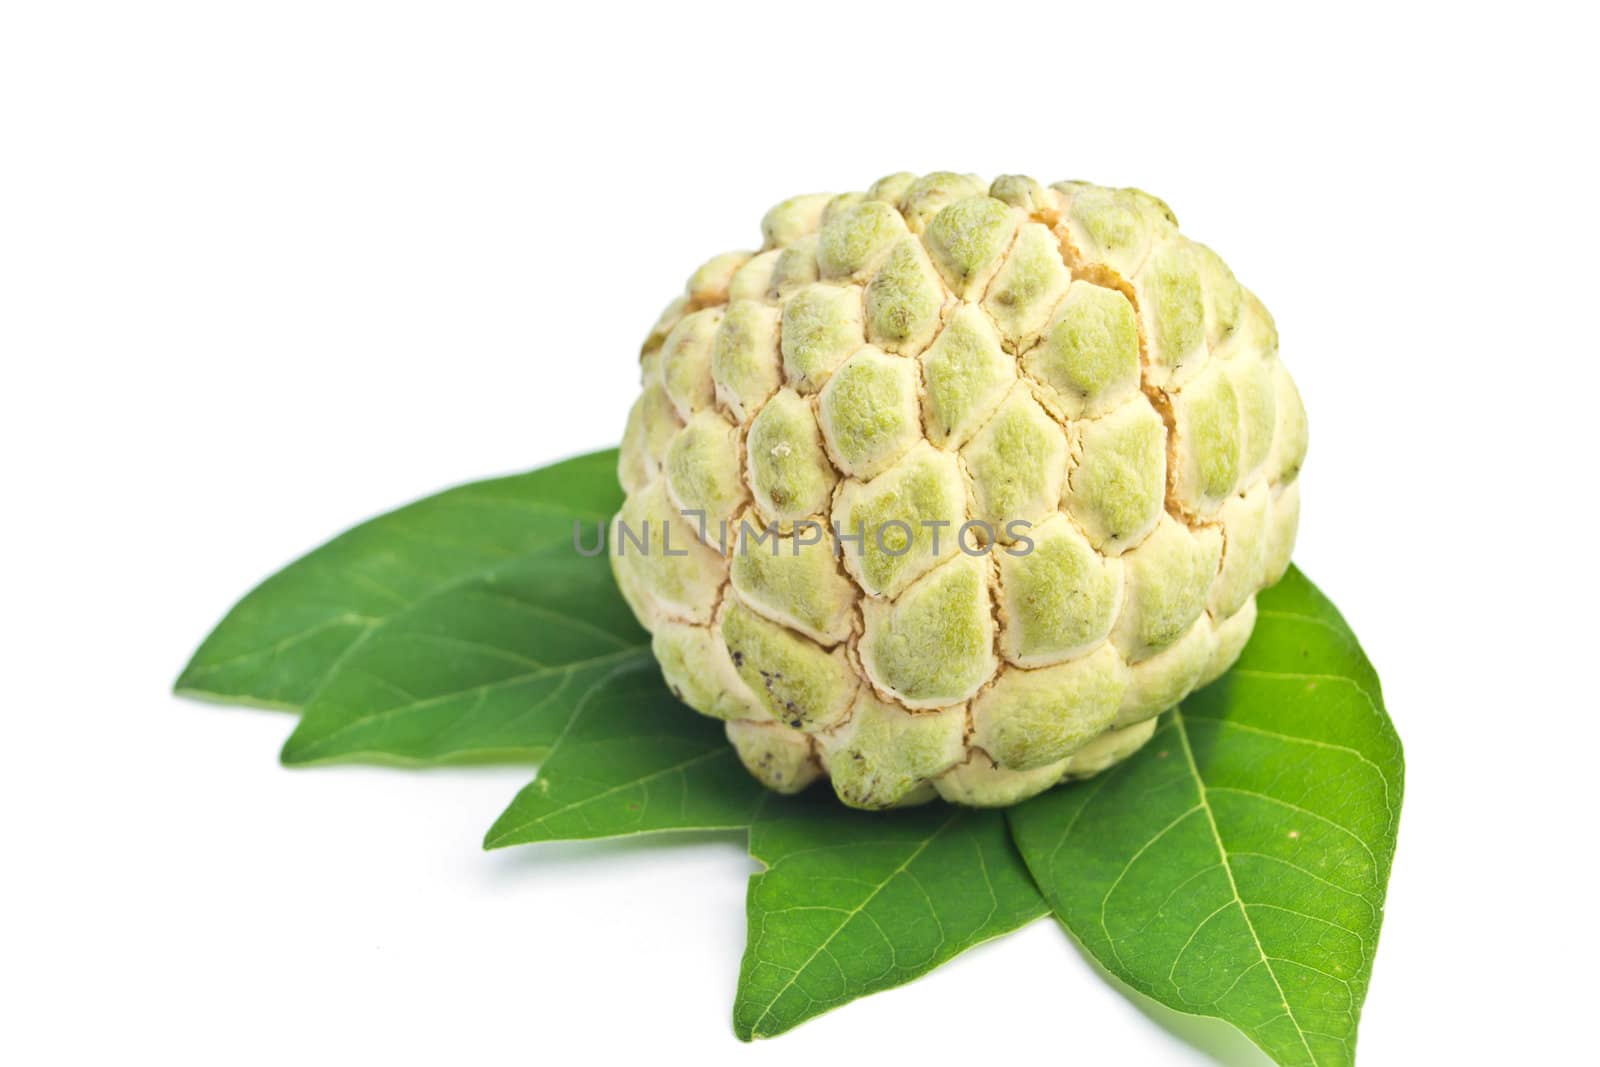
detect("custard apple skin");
top-left (612, 173), bottom-right (1306, 809)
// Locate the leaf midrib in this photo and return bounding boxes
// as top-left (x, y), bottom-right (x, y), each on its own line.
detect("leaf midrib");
top-left (180, 493), bottom-right (617, 697)
top-left (273, 532), bottom-right (645, 760)
top-left (746, 812), bottom-right (960, 1038)
top-left (287, 645), bottom-right (649, 761)
top-left (1172, 706), bottom-right (1320, 1066)
top-left (486, 747), bottom-right (733, 848)
top-left (179, 612), bottom-right (380, 682)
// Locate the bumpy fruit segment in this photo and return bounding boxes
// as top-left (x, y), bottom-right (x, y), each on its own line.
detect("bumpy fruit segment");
top-left (614, 173), bottom-right (1304, 809)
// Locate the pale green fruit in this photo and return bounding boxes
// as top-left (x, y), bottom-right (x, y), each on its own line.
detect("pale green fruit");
top-left (617, 174), bottom-right (1305, 809)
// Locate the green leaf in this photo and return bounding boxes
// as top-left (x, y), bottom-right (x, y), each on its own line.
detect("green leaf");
top-left (735, 794), bottom-right (1048, 1040)
top-left (181, 447), bottom-right (1401, 1056)
top-left (483, 657), bottom-right (766, 846)
top-left (282, 544), bottom-right (645, 764)
top-left (176, 449), bottom-right (646, 765)
top-left (1007, 567), bottom-right (1403, 1067)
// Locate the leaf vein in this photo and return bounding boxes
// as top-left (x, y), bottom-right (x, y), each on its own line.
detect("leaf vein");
top-left (746, 813), bottom-right (961, 1038)
top-left (1172, 708), bottom-right (1321, 1066)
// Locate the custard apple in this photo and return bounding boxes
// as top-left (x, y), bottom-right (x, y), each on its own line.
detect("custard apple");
top-left (611, 172), bottom-right (1306, 809)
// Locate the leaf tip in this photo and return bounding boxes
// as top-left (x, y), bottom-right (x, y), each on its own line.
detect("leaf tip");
top-left (278, 730), bottom-right (319, 767)
top-left (171, 653), bottom-right (212, 699)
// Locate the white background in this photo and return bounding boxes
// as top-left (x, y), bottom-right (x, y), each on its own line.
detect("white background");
top-left (4, 2), bottom-right (1595, 1063)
